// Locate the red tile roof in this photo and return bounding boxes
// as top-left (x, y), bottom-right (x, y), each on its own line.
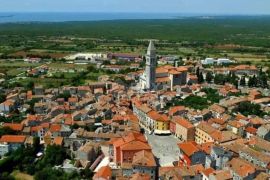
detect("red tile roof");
top-left (53, 137), bottom-right (64, 146)
top-left (178, 141), bottom-right (200, 157)
top-left (0, 135), bottom-right (26, 143)
top-left (50, 124), bottom-right (61, 132)
top-left (174, 117), bottom-right (193, 129)
top-left (169, 106), bottom-right (186, 116)
top-left (93, 166), bottom-right (112, 180)
top-left (202, 167), bottom-right (215, 177)
top-left (3, 123), bottom-right (23, 131)
top-left (245, 127), bottom-right (257, 134)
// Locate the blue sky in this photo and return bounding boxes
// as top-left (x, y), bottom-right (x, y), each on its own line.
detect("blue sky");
top-left (0, 0), bottom-right (270, 15)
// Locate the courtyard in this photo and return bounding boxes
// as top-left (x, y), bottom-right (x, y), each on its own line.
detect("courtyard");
top-left (145, 133), bottom-right (182, 167)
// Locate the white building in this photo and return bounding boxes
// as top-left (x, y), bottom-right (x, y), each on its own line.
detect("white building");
top-left (201, 58), bottom-right (215, 65)
top-left (216, 58), bottom-right (233, 65)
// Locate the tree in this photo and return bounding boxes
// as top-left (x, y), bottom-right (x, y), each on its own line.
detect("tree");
top-left (26, 81), bottom-right (34, 90)
top-left (206, 72), bottom-right (213, 83)
top-left (214, 74), bottom-right (226, 85)
top-left (196, 67), bottom-right (200, 78)
top-left (248, 75), bottom-right (258, 87)
top-left (0, 127), bottom-right (16, 137)
top-left (56, 92), bottom-right (71, 101)
top-left (37, 145), bottom-right (68, 168)
top-left (0, 93), bottom-right (6, 103)
top-left (240, 76), bottom-right (246, 86)
top-left (198, 72), bottom-right (204, 83)
top-left (234, 102), bottom-right (264, 117)
top-left (260, 74), bottom-right (268, 88)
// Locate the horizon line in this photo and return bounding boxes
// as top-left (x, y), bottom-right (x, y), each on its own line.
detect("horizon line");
top-left (0, 11), bottom-right (270, 16)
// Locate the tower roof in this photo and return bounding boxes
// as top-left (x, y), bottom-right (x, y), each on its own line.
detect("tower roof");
top-left (147, 40), bottom-right (156, 54)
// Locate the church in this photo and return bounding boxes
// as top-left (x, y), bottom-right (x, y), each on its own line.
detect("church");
top-left (140, 41), bottom-right (188, 91)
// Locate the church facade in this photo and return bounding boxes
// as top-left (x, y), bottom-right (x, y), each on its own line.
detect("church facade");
top-left (140, 41), bottom-right (188, 91)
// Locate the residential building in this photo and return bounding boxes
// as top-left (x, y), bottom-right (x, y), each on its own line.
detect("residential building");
top-left (205, 146), bottom-right (233, 170)
top-left (195, 122), bottom-right (216, 144)
top-left (257, 124), bottom-right (270, 141)
top-left (178, 141), bottom-right (206, 166)
top-left (0, 135), bottom-right (26, 156)
top-left (226, 158), bottom-right (256, 180)
top-left (174, 117), bottom-right (195, 141)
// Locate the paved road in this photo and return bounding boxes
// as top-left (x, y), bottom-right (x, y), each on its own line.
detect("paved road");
top-left (145, 133), bottom-right (181, 167)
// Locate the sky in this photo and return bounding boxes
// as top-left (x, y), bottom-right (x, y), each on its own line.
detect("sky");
top-left (0, 0), bottom-right (270, 15)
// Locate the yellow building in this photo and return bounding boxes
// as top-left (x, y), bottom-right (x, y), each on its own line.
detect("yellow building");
top-left (195, 122), bottom-right (215, 144)
top-left (147, 110), bottom-right (170, 135)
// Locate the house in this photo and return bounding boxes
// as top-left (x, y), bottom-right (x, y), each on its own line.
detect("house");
top-left (34, 102), bottom-right (48, 115)
top-left (50, 124), bottom-right (71, 138)
top-left (254, 172), bottom-right (270, 180)
top-left (208, 170), bottom-right (232, 180)
top-left (76, 142), bottom-right (101, 167)
top-left (226, 158), bottom-right (256, 180)
top-left (130, 173), bottom-right (151, 180)
top-left (238, 145), bottom-right (270, 169)
top-left (93, 166), bottom-right (112, 180)
top-left (154, 114), bottom-right (170, 135)
top-left (195, 122), bottom-right (216, 144)
top-left (178, 141), bottom-right (206, 166)
top-left (0, 100), bottom-right (15, 113)
top-left (245, 126), bottom-right (257, 139)
top-left (0, 135), bottom-right (26, 156)
top-left (168, 106), bottom-right (187, 117)
top-left (257, 124), bottom-right (270, 141)
top-left (231, 65), bottom-right (258, 76)
top-left (122, 150), bottom-right (157, 179)
top-left (211, 131), bottom-right (238, 145)
top-left (209, 104), bottom-right (225, 118)
top-left (159, 164), bottom-right (205, 180)
top-left (111, 132), bottom-right (151, 167)
top-left (174, 117), bottom-right (195, 141)
top-left (248, 136), bottom-right (270, 154)
top-left (201, 58), bottom-right (215, 65)
top-left (34, 85), bottom-right (44, 95)
top-left (3, 123), bottom-right (24, 132)
top-left (227, 120), bottom-right (246, 136)
top-left (205, 146), bottom-right (233, 170)
top-left (201, 167), bottom-right (215, 180)
top-left (31, 126), bottom-right (46, 141)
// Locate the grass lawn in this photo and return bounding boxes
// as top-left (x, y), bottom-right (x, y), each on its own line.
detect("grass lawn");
top-left (0, 61), bottom-right (41, 68)
top-left (6, 69), bottom-right (25, 76)
top-left (11, 170), bottom-right (34, 180)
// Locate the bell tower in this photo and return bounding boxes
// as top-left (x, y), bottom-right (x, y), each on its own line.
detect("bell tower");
top-left (145, 40), bottom-right (156, 90)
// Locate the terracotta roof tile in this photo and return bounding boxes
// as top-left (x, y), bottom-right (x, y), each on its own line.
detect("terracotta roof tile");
top-left (178, 141), bottom-right (200, 157)
top-left (0, 135), bottom-right (26, 143)
top-left (3, 123), bottom-right (23, 131)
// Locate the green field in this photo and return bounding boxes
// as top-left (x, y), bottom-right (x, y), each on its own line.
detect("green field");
top-left (0, 17), bottom-right (270, 47)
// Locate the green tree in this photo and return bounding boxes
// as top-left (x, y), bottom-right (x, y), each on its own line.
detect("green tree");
top-left (198, 72), bottom-right (204, 83)
top-left (214, 74), bottom-right (226, 85)
top-left (234, 102), bottom-right (264, 117)
top-left (0, 127), bottom-right (16, 137)
top-left (0, 93), bottom-right (6, 103)
top-left (26, 81), bottom-right (34, 90)
top-left (206, 72), bottom-right (213, 83)
top-left (240, 76), bottom-right (246, 86)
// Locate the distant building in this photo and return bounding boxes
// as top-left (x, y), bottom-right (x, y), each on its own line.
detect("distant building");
top-left (216, 58), bottom-right (233, 65)
top-left (201, 58), bottom-right (215, 65)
